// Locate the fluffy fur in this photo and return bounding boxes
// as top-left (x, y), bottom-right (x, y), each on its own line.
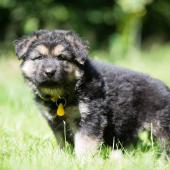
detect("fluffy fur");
top-left (15, 30), bottom-right (170, 157)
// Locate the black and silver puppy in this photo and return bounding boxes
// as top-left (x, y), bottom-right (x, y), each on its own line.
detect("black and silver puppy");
top-left (15, 30), bottom-right (170, 157)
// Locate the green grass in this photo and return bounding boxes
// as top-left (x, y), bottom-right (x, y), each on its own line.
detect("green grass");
top-left (1, 45), bottom-right (170, 170)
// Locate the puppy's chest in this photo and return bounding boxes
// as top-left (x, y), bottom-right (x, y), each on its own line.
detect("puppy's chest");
top-left (39, 101), bottom-right (80, 133)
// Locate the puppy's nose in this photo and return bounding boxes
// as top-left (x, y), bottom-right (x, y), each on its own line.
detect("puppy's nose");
top-left (44, 68), bottom-right (56, 78)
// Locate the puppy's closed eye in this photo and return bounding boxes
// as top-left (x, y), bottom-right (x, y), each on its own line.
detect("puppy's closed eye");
top-left (32, 55), bottom-right (45, 60)
top-left (57, 54), bottom-right (66, 60)
top-left (57, 51), bottom-right (72, 61)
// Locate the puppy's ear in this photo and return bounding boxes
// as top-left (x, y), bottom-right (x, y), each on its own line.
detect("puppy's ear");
top-left (14, 35), bottom-right (36, 59)
top-left (65, 31), bottom-right (89, 65)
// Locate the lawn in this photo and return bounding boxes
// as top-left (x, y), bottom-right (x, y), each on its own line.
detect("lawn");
top-left (0, 45), bottom-right (170, 170)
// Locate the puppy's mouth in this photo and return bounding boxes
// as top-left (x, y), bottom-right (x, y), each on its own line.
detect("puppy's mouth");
top-left (39, 81), bottom-right (59, 88)
top-left (38, 81), bottom-right (64, 98)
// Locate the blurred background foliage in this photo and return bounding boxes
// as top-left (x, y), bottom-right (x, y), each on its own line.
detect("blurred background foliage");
top-left (0, 0), bottom-right (170, 58)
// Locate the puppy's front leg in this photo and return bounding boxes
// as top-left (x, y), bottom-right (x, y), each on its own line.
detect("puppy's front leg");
top-left (74, 130), bottom-right (100, 158)
top-left (75, 101), bottom-right (106, 158)
top-left (36, 101), bottom-right (66, 148)
top-left (48, 119), bottom-right (66, 148)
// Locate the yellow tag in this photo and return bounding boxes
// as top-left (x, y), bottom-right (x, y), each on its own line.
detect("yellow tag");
top-left (56, 103), bottom-right (65, 116)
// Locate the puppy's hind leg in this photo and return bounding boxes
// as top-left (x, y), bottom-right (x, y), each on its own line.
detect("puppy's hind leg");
top-left (152, 109), bottom-right (170, 156)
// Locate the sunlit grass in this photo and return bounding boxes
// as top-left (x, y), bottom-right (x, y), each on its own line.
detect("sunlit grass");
top-left (0, 45), bottom-right (170, 170)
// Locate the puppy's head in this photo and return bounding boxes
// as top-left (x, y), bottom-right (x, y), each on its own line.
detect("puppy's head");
top-left (14, 30), bottom-right (88, 97)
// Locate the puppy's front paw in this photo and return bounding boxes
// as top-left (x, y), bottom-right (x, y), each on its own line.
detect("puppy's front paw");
top-left (109, 150), bottom-right (123, 162)
top-left (74, 131), bottom-right (99, 159)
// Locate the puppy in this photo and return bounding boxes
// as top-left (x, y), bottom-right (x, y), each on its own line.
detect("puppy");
top-left (15, 30), bottom-right (170, 157)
